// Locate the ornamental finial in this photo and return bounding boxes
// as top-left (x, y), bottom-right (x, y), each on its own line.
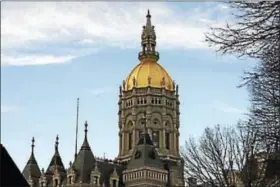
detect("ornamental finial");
top-left (31, 137), bottom-right (35, 154)
top-left (138, 10), bottom-right (159, 61)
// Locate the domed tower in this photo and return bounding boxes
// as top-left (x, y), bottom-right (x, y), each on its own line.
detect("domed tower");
top-left (117, 10), bottom-right (184, 186)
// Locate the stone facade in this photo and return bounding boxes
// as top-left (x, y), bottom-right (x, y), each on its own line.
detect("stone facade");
top-left (22, 10), bottom-right (185, 187)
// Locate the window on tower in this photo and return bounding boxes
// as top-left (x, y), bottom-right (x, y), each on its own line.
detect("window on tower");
top-left (152, 131), bottom-right (159, 148)
top-left (128, 133), bottom-right (133, 150)
top-left (165, 132), bottom-right (170, 150)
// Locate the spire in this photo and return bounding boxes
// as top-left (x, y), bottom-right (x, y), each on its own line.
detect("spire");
top-left (81, 121), bottom-right (90, 150)
top-left (22, 137), bottom-right (41, 181)
top-left (138, 9), bottom-right (159, 61)
top-left (126, 111), bottom-right (164, 170)
top-left (72, 120), bottom-right (95, 183)
top-left (55, 135), bottom-right (59, 154)
top-left (46, 135), bottom-right (66, 174)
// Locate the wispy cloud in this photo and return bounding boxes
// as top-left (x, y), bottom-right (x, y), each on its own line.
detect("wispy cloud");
top-left (89, 87), bottom-right (112, 97)
top-left (1, 105), bottom-right (20, 113)
top-left (212, 100), bottom-right (246, 114)
top-left (2, 2), bottom-right (230, 66)
top-left (1, 54), bottom-right (77, 66)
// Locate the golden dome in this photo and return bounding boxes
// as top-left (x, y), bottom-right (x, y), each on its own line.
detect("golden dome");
top-left (125, 58), bottom-right (173, 91)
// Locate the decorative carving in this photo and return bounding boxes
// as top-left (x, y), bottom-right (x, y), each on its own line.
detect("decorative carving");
top-left (132, 77), bottom-right (137, 87)
top-left (173, 80), bottom-right (176, 90)
top-left (148, 76), bottom-right (151, 86)
top-left (122, 80), bottom-right (126, 90)
top-left (134, 150), bottom-right (141, 159)
top-left (161, 77), bottom-right (165, 87)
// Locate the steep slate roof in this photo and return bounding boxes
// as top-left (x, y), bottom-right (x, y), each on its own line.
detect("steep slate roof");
top-left (46, 135), bottom-right (66, 174)
top-left (72, 121), bottom-right (96, 183)
top-left (126, 122), bottom-right (164, 170)
top-left (22, 137), bottom-right (41, 180)
top-left (1, 144), bottom-right (30, 187)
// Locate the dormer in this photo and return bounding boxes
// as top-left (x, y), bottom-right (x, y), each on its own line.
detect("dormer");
top-left (66, 161), bottom-right (76, 185)
top-left (110, 167), bottom-right (119, 187)
top-left (91, 164), bottom-right (101, 186)
top-left (39, 168), bottom-right (47, 187)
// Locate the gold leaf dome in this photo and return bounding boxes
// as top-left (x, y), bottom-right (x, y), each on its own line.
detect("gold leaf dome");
top-left (124, 10), bottom-right (173, 91)
top-left (125, 58), bottom-right (173, 91)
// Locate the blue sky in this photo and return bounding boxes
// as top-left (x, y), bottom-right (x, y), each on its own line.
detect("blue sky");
top-left (1, 2), bottom-right (256, 171)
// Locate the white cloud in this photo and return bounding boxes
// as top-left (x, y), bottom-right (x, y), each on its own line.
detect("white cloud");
top-left (212, 100), bottom-right (246, 114)
top-left (1, 54), bottom-right (76, 66)
top-left (1, 2), bottom-right (229, 66)
top-left (1, 105), bottom-right (20, 113)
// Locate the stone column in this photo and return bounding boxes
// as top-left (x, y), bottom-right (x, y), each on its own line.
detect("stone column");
top-left (133, 129), bottom-right (136, 148)
top-left (162, 129), bottom-right (166, 149)
top-left (173, 132), bottom-right (177, 154)
top-left (119, 132), bottom-right (122, 155)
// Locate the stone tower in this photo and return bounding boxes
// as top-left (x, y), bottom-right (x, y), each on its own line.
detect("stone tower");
top-left (117, 10), bottom-right (184, 187)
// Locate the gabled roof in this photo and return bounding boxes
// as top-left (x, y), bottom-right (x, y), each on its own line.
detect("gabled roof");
top-left (1, 144), bottom-right (30, 187)
top-left (22, 137), bottom-right (41, 180)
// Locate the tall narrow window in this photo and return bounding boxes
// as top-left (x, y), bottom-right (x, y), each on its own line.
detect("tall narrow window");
top-left (68, 176), bottom-right (72, 184)
top-left (128, 133), bottom-right (133, 150)
top-left (93, 176), bottom-right (98, 184)
top-left (112, 179), bottom-right (117, 187)
top-left (165, 132), bottom-right (170, 150)
top-left (54, 179), bottom-right (58, 187)
top-left (152, 131), bottom-right (159, 148)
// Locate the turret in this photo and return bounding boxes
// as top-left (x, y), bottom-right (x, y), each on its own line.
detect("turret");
top-left (46, 135), bottom-right (66, 187)
top-left (22, 137), bottom-right (41, 187)
top-left (71, 120), bottom-right (96, 184)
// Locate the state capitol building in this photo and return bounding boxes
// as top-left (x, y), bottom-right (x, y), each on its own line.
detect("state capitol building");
top-left (22, 10), bottom-right (185, 187)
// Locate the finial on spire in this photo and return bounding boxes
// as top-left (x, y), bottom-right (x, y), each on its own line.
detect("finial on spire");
top-left (31, 137), bottom-right (35, 154)
top-left (84, 120), bottom-right (88, 136)
top-left (147, 9), bottom-right (151, 18)
top-left (55, 135), bottom-right (59, 151)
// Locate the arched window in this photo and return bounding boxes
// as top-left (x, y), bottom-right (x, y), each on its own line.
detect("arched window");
top-left (128, 132), bottom-right (133, 150)
top-left (152, 131), bottom-right (159, 148)
top-left (165, 132), bottom-right (170, 150)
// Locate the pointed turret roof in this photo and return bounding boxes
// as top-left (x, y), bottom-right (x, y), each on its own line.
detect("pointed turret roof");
top-left (22, 137), bottom-right (41, 180)
top-left (46, 135), bottom-right (66, 174)
top-left (1, 144), bottom-right (30, 187)
top-left (127, 113), bottom-right (164, 170)
top-left (72, 121), bottom-right (96, 183)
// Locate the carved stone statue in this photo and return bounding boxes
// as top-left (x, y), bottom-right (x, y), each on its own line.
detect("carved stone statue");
top-left (133, 77), bottom-right (137, 87)
top-left (161, 77), bottom-right (165, 87)
top-left (148, 76), bottom-right (151, 85)
top-left (173, 80), bottom-right (176, 90)
top-left (122, 80), bottom-right (125, 90)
